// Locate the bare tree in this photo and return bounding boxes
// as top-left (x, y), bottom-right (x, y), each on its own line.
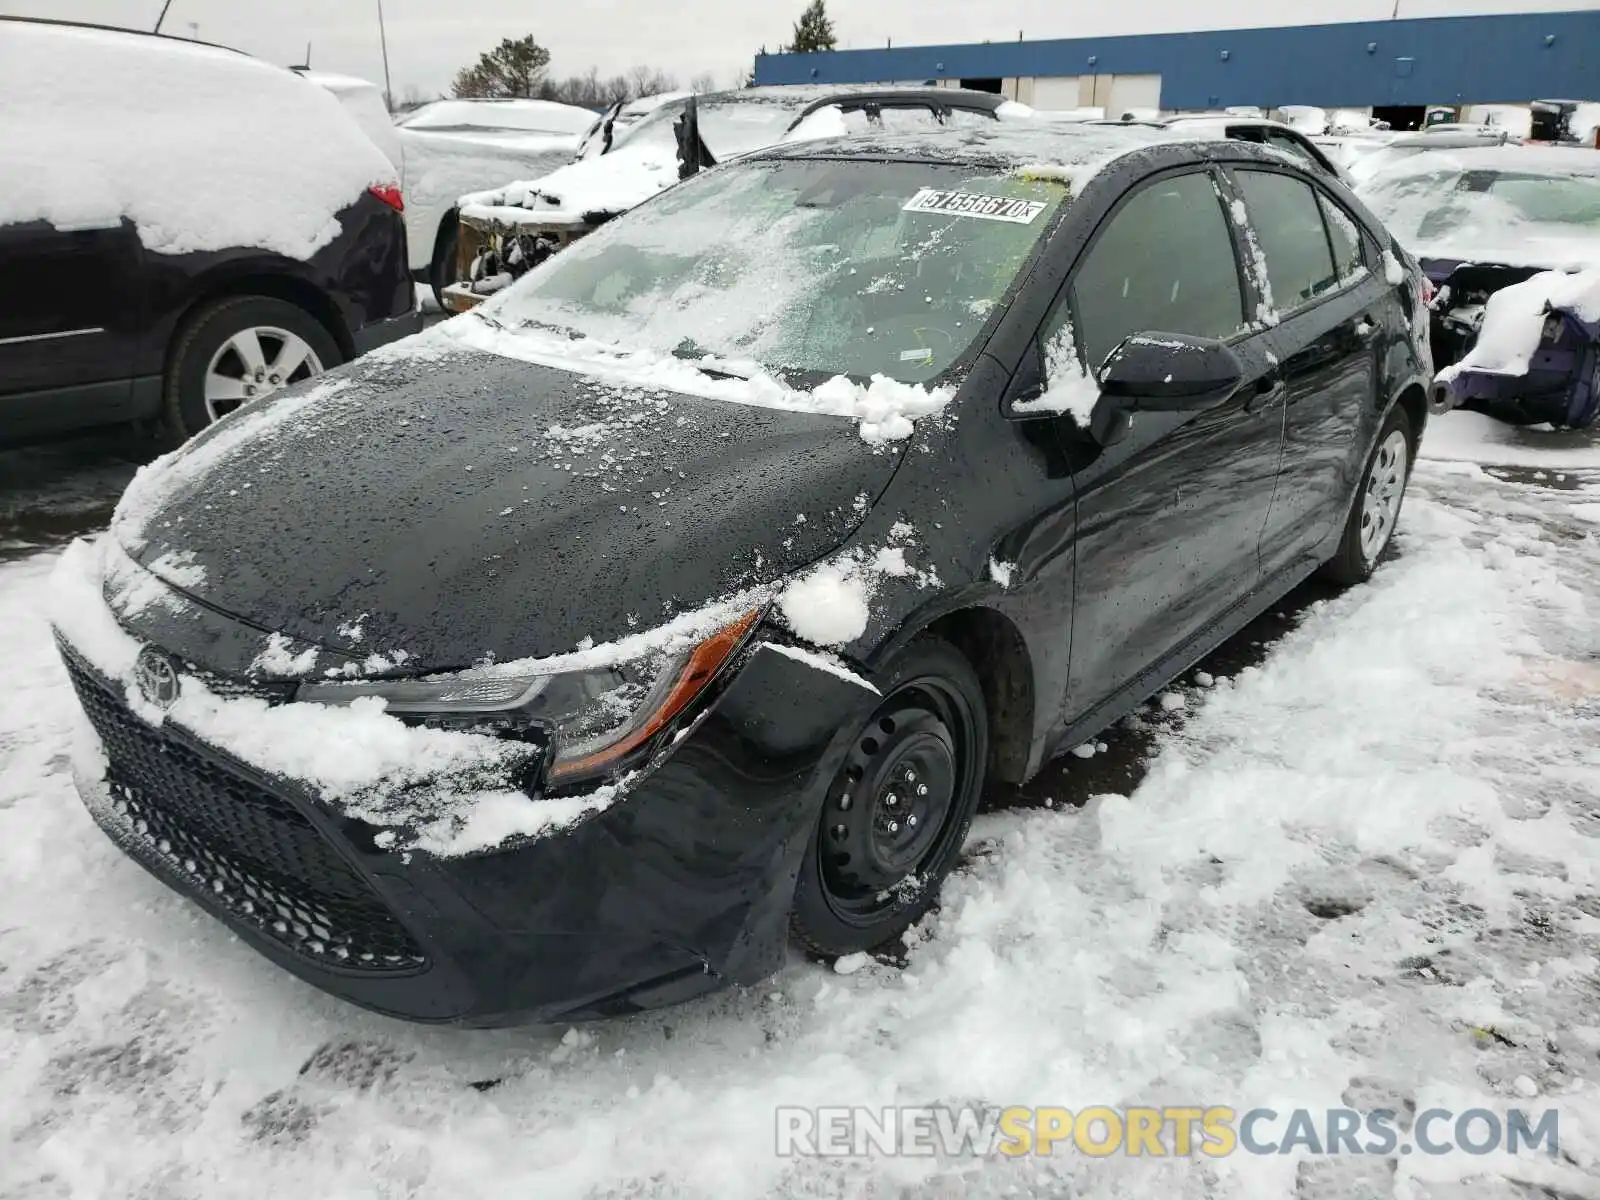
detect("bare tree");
top-left (626, 65), bottom-right (679, 98)
top-left (689, 71), bottom-right (718, 94)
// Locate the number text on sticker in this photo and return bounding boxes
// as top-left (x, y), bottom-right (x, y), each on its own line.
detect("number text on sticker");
top-left (902, 189), bottom-right (1048, 224)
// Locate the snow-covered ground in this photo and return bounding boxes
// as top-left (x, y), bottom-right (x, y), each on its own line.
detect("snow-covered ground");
top-left (2, 431), bottom-right (1599, 1197)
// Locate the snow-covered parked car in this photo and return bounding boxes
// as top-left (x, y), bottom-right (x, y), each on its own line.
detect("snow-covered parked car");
top-left (395, 98), bottom-right (598, 301)
top-left (443, 86), bottom-right (1025, 311)
top-left (1359, 145), bottom-right (1600, 428)
top-left (296, 69), bottom-right (403, 172)
top-left (0, 19), bottom-right (419, 448)
top-left (572, 90), bottom-right (691, 161)
top-left (53, 122), bottom-right (1432, 1024)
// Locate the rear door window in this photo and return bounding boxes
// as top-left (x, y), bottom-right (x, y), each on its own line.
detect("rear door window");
top-left (1069, 171), bottom-right (1247, 371)
top-left (1318, 192), bottom-right (1367, 279)
top-left (1234, 170), bottom-right (1339, 310)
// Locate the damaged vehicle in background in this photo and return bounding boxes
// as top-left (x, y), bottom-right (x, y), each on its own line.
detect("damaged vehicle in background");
top-left (0, 18), bottom-right (418, 448)
top-left (55, 123), bottom-right (1429, 1025)
top-left (1360, 145), bottom-right (1600, 429)
top-left (440, 86), bottom-right (1026, 311)
top-left (395, 97), bottom-right (600, 305)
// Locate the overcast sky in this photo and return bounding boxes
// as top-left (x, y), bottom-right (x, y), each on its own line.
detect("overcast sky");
top-left (2, 0), bottom-right (1587, 100)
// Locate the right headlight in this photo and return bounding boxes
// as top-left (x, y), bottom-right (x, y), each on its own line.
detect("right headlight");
top-left (297, 609), bottom-right (761, 788)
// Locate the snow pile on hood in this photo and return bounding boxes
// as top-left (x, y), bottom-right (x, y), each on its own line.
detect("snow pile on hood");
top-left (446, 316), bottom-right (954, 446)
top-left (0, 24), bottom-right (396, 259)
top-left (459, 146), bottom-right (678, 227)
top-left (1436, 267), bottom-right (1600, 387)
top-left (778, 526), bottom-right (940, 647)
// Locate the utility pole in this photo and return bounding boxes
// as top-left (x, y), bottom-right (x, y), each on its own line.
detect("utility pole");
top-left (376, 0), bottom-right (395, 113)
top-left (154, 0), bottom-right (173, 32)
top-left (187, 21), bottom-right (198, 40)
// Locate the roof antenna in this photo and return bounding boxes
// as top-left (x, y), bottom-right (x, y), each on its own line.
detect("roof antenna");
top-left (154, 0), bottom-right (172, 32)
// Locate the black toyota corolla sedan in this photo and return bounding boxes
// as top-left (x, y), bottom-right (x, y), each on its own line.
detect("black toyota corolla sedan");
top-left (54, 123), bottom-right (1431, 1026)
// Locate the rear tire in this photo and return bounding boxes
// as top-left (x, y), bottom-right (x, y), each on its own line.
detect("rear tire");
top-left (1321, 404), bottom-right (1413, 586)
top-left (162, 296), bottom-right (341, 445)
top-left (790, 637), bottom-right (988, 959)
top-left (430, 213), bottom-right (460, 311)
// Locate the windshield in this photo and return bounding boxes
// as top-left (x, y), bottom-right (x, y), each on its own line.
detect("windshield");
top-left (614, 97), bottom-right (815, 160)
top-left (1364, 166), bottom-right (1600, 248)
top-left (483, 159), bottom-right (1070, 384)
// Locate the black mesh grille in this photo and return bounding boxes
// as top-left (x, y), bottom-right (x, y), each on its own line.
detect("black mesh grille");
top-left (60, 644), bottom-right (426, 973)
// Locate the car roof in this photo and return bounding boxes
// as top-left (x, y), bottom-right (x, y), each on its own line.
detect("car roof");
top-left (700, 83), bottom-right (1009, 109)
top-left (751, 120), bottom-right (1190, 174)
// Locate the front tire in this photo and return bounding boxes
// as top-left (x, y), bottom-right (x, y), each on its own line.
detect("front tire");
top-left (1321, 404), bottom-right (1413, 585)
top-left (163, 296), bottom-right (341, 444)
top-left (790, 637), bottom-right (988, 958)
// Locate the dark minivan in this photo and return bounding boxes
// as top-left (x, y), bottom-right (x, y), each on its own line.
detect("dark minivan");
top-left (0, 19), bottom-right (419, 447)
top-left (56, 122), bottom-right (1431, 1025)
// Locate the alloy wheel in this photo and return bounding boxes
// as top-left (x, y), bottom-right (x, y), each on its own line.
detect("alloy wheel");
top-left (203, 326), bottom-right (324, 423)
top-left (1359, 429), bottom-right (1408, 565)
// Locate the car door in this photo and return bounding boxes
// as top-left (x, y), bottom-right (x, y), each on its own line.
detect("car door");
top-left (1222, 167), bottom-right (1383, 578)
top-left (1034, 168), bottom-right (1286, 725)
top-left (0, 217), bottom-right (144, 437)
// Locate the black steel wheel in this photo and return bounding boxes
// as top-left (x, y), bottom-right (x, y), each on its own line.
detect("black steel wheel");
top-left (790, 637), bottom-right (988, 958)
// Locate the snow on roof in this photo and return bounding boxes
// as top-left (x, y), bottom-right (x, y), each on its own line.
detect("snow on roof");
top-left (399, 98), bottom-right (602, 136)
top-left (0, 22), bottom-right (397, 259)
top-left (296, 70), bottom-right (382, 96)
top-left (1366, 143), bottom-right (1600, 180)
top-left (758, 119), bottom-right (1165, 175)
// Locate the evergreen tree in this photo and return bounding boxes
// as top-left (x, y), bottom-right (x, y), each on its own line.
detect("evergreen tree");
top-left (788, 1), bottom-right (837, 53)
top-left (451, 35), bottom-right (551, 99)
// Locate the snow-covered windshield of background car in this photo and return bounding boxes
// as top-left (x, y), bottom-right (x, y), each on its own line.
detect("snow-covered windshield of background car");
top-left (488, 159), bottom-right (1070, 384)
top-left (613, 97), bottom-right (817, 160)
top-left (1364, 166), bottom-right (1600, 248)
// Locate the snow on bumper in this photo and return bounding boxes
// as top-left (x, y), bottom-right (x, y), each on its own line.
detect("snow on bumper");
top-left (48, 537), bottom-right (883, 1023)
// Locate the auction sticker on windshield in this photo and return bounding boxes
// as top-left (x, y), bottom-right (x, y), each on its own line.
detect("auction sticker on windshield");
top-left (902, 188), bottom-right (1049, 223)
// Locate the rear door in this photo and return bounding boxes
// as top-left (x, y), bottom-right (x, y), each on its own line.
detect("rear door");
top-left (0, 217), bottom-right (144, 436)
top-left (1045, 168), bottom-right (1286, 721)
top-left (1222, 167), bottom-right (1385, 577)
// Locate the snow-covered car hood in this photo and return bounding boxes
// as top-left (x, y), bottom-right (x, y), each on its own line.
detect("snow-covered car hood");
top-left (1411, 231), bottom-right (1600, 274)
top-left (107, 341), bottom-right (902, 675)
top-left (458, 142), bottom-right (678, 226)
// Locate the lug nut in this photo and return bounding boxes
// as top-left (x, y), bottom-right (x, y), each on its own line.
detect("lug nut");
top-left (887, 821), bottom-right (900, 833)
top-left (916, 784), bottom-right (929, 796)
top-left (269, 374), bottom-right (281, 384)
top-left (907, 815), bottom-right (918, 827)
top-left (884, 793), bottom-right (898, 807)
top-left (904, 768), bottom-right (916, 782)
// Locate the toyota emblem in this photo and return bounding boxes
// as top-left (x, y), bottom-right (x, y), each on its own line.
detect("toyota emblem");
top-left (134, 646), bottom-right (181, 710)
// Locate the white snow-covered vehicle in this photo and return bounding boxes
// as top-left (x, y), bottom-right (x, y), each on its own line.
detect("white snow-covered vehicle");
top-left (1360, 145), bottom-right (1600, 429)
top-left (441, 86), bottom-right (1028, 312)
top-left (395, 98), bottom-right (599, 301)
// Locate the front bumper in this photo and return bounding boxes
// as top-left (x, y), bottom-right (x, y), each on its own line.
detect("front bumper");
top-left (351, 308), bottom-right (425, 356)
top-left (59, 636), bottom-right (874, 1026)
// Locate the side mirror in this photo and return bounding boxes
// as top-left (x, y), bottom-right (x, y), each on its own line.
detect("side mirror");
top-left (1098, 332), bottom-right (1245, 412)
